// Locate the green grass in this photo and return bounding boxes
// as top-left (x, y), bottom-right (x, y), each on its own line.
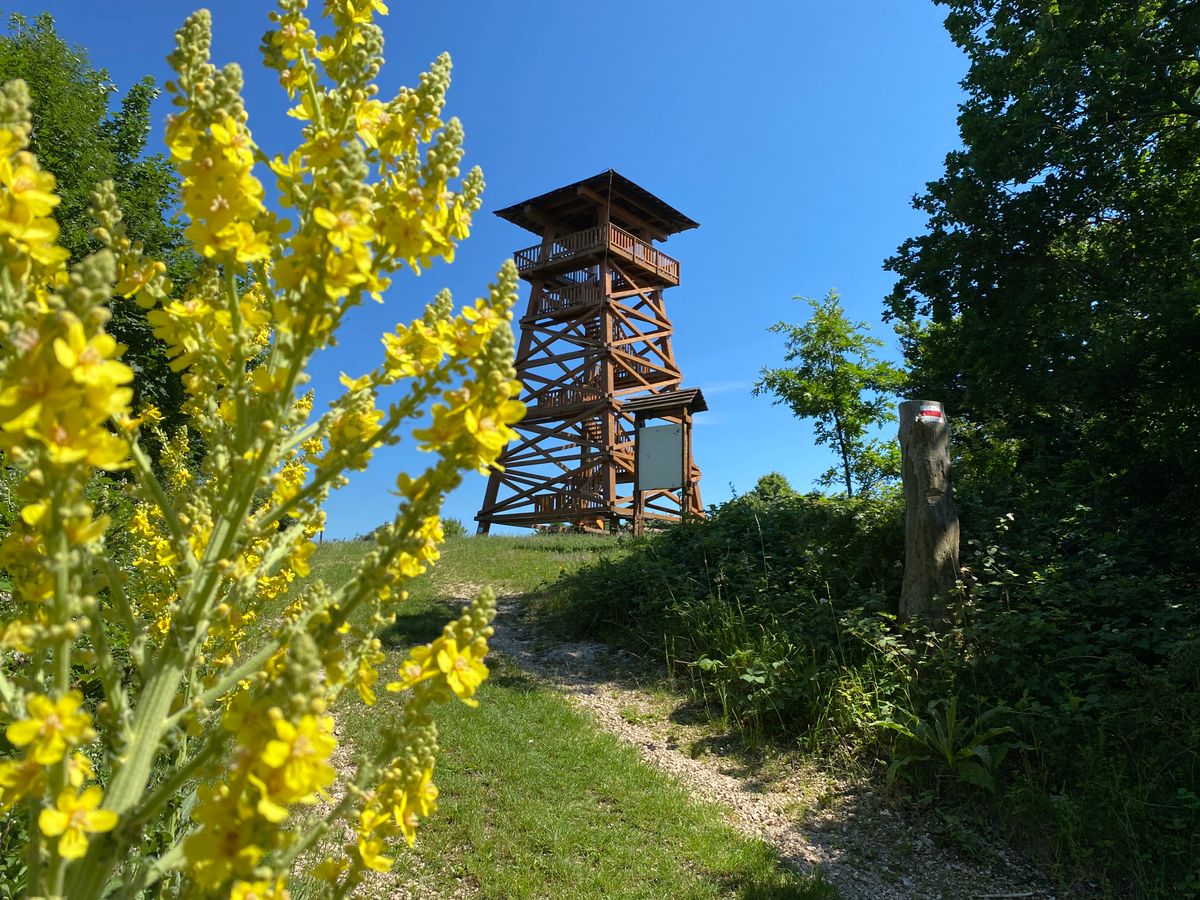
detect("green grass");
top-left (306, 537), bottom-right (834, 899)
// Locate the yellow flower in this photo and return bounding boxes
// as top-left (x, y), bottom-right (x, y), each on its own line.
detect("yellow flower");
top-left (67, 751), bottom-right (95, 788)
top-left (184, 785), bottom-right (265, 887)
top-left (0, 153), bottom-right (60, 217)
top-left (356, 805), bottom-right (394, 871)
top-left (415, 765), bottom-right (439, 816)
top-left (313, 856), bottom-right (350, 882)
top-left (259, 714), bottom-right (337, 801)
top-left (436, 637), bottom-right (488, 707)
top-left (357, 835), bottom-right (393, 872)
top-left (313, 203), bottom-right (374, 252)
top-left (231, 879), bottom-right (290, 900)
top-left (386, 787), bottom-right (421, 846)
top-left (0, 755), bottom-right (43, 812)
top-left (52, 321), bottom-right (133, 394)
top-left (7, 691), bottom-right (95, 765)
top-left (386, 643), bottom-right (437, 693)
top-left (38, 786), bottom-right (118, 860)
top-left (355, 651), bottom-right (383, 706)
top-left (140, 403), bottom-right (163, 428)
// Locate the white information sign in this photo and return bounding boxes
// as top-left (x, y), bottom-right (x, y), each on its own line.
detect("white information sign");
top-left (637, 423), bottom-right (683, 491)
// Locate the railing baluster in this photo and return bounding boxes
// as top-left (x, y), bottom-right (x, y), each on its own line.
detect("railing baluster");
top-left (514, 223), bottom-right (678, 284)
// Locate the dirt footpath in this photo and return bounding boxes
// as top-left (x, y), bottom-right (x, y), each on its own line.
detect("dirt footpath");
top-left (478, 588), bottom-right (1060, 900)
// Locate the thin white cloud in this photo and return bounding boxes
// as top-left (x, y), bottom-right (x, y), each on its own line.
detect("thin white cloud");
top-left (699, 380), bottom-right (752, 395)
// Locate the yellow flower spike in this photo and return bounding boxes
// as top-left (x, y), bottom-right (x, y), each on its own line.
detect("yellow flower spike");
top-left (6, 691), bottom-right (95, 765)
top-left (37, 786), bottom-right (118, 860)
top-left (0, 1), bottom-right (519, 889)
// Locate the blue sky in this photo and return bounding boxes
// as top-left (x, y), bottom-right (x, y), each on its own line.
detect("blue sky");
top-left (10, 1), bottom-right (966, 537)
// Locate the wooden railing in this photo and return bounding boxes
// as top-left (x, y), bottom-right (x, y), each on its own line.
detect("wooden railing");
top-left (606, 223), bottom-right (680, 282)
top-left (513, 223), bottom-right (680, 283)
top-left (514, 225), bottom-right (605, 272)
top-left (534, 282), bottom-right (602, 316)
top-left (534, 485), bottom-right (605, 514)
top-left (615, 360), bottom-right (653, 383)
top-left (534, 494), bottom-right (605, 513)
top-left (532, 385), bottom-right (603, 412)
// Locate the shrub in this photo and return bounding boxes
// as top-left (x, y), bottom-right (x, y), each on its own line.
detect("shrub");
top-left (0, 2), bottom-right (523, 896)
top-left (441, 517), bottom-right (468, 539)
top-left (544, 484), bottom-right (1200, 894)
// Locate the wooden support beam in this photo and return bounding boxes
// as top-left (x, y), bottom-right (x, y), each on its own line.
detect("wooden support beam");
top-left (576, 185), bottom-right (670, 242)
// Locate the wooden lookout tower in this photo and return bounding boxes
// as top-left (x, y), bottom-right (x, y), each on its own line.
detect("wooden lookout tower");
top-left (475, 170), bottom-right (706, 534)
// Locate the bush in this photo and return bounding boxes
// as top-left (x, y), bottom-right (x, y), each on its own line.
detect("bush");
top-left (542, 486), bottom-right (1200, 895)
top-left (0, 3), bottom-right (523, 896)
top-left (442, 517), bottom-right (468, 539)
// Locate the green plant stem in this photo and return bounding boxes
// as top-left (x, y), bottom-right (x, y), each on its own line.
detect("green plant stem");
top-left (26, 805), bottom-right (42, 898)
top-left (114, 841), bottom-right (186, 900)
top-left (225, 268), bottom-right (249, 446)
top-left (45, 481), bottom-right (75, 898)
top-left (66, 652), bottom-right (186, 900)
top-left (86, 608), bottom-right (131, 731)
top-left (98, 556), bottom-right (145, 676)
top-left (122, 725), bottom-right (223, 835)
top-left (0, 668), bottom-right (16, 709)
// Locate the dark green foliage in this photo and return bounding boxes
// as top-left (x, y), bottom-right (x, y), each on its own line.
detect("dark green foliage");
top-left (541, 486), bottom-right (1199, 895)
top-left (869, 5), bottom-right (1200, 888)
top-left (885, 0), bottom-right (1200, 566)
top-left (0, 13), bottom-right (198, 430)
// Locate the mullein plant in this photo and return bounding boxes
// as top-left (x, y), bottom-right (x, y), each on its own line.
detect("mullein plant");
top-left (0, 0), bottom-right (524, 895)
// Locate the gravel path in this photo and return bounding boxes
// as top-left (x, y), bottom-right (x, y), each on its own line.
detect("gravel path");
top-left (475, 587), bottom-right (1060, 900)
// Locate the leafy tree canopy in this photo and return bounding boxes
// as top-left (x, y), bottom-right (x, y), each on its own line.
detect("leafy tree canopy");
top-left (755, 291), bottom-right (906, 497)
top-left (885, 0), bottom-right (1200, 556)
top-left (748, 471), bottom-right (797, 502)
top-left (0, 12), bottom-right (197, 429)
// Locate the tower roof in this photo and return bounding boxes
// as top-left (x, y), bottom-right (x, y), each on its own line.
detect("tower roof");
top-left (622, 388), bottom-right (708, 418)
top-left (494, 169), bottom-right (699, 240)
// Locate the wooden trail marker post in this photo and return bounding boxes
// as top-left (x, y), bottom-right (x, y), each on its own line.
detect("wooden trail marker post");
top-left (898, 400), bottom-right (960, 624)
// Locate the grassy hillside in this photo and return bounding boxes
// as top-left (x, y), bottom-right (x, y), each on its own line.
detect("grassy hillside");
top-left (300, 536), bottom-right (832, 899)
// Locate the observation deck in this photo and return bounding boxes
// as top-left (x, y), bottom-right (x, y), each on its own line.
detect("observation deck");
top-left (512, 222), bottom-right (681, 287)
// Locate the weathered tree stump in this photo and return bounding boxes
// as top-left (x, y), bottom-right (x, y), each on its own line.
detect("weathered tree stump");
top-left (898, 400), bottom-right (960, 625)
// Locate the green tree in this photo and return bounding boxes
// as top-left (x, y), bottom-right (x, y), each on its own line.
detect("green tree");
top-left (748, 471), bottom-right (797, 502)
top-left (0, 13), bottom-right (197, 430)
top-left (885, 0), bottom-right (1200, 558)
top-left (755, 291), bottom-right (906, 497)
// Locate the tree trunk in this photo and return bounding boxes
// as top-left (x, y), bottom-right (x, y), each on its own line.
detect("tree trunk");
top-left (831, 410), bottom-right (854, 497)
top-left (898, 400), bottom-right (959, 625)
